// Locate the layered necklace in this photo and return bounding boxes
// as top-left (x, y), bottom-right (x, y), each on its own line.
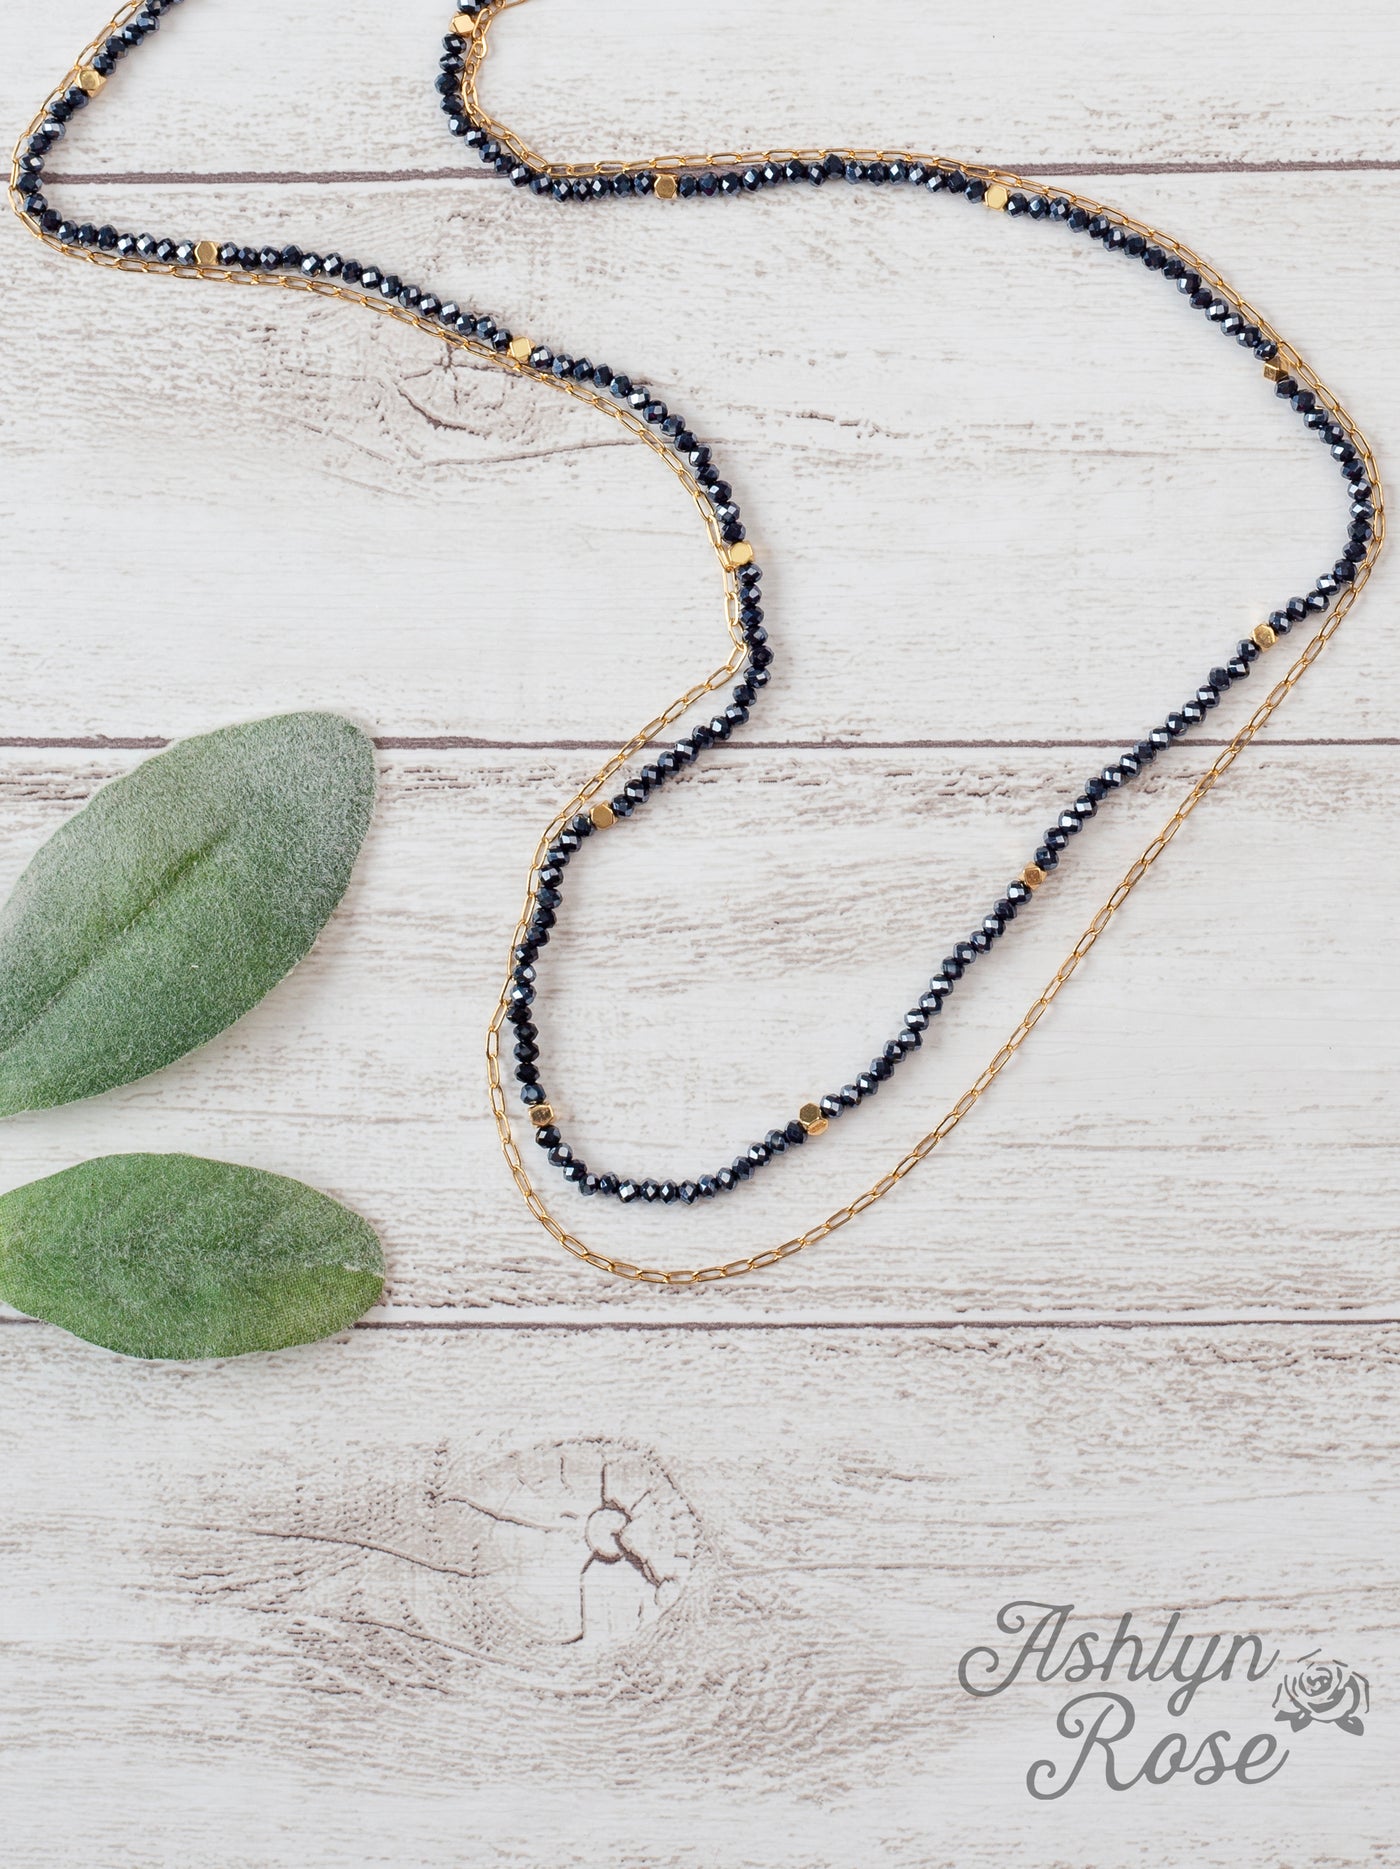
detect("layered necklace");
top-left (11, 0), bottom-right (1385, 1283)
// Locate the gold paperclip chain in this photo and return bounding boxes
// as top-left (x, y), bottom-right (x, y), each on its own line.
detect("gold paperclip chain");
top-left (10, 0), bottom-right (1385, 1285)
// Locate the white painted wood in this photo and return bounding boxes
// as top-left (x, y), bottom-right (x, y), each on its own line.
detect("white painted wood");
top-left (3, 172), bottom-right (1395, 742)
top-left (1, 746), bottom-right (1395, 1316)
top-left (6, 0), bottom-right (1398, 171)
top-left (2, 2), bottom-right (1397, 1862)
top-left (2, 1323), bottom-right (1398, 1866)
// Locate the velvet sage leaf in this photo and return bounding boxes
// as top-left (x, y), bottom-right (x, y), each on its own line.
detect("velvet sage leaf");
top-left (0, 713), bottom-right (376, 1115)
top-left (0, 1153), bottom-right (384, 1359)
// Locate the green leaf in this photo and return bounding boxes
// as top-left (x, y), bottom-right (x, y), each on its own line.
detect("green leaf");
top-left (0, 1153), bottom-right (384, 1359)
top-left (0, 713), bottom-right (375, 1115)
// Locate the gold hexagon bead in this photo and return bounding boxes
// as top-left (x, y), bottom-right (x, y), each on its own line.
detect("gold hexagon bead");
top-left (76, 66), bottom-right (105, 95)
top-left (194, 240), bottom-right (219, 267)
top-left (984, 182), bottom-right (1010, 212)
top-left (653, 173), bottom-right (679, 201)
top-left (589, 802), bottom-right (617, 830)
top-left (450, 11), bottom-right (477, 32)
top-left (723, 540), bottom-right (755, 571)
top-left (507, 335), bottom-right (532, 363)
top-left (1021, 862), bottom-right (1047, 891)
top-left (799, 1101), bottom-right (829, 1137)
top-left (1263, 360), bottom-right (1290, 383)
top-left (529, 1103), bottom-right (555, 1129)
top-left (1252, 621), bottom-right (1278, 651)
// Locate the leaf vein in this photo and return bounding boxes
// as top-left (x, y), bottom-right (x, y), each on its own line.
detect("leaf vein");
top-left (0, 822), bottom-right (234, 1061)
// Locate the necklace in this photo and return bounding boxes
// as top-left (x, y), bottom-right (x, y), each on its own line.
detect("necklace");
top-left (11, 0), bottom-right (1385, 1286)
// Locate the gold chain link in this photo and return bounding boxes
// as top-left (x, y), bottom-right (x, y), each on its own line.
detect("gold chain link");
top-left (11, 0), bottom-right (1385, 1285)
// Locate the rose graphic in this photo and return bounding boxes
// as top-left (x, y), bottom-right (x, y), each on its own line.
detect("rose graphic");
top-left (1273, 1651), bottom-right (1370, 1736)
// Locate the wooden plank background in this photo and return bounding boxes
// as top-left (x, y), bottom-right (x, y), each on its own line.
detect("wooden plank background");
top-left (1, 2), bottom-right (1397, 1863)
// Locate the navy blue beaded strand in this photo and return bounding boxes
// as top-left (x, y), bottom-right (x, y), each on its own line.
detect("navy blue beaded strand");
top-left (426, 11), bottom-right (1377, 1204)
top-left (8, 1), bottom-right (1376, 1216)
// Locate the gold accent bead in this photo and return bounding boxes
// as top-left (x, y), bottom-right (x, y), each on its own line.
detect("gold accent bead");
top-left (507, 335), bottom-right (532, 363)
top-left (451, 11), bottom-right (477, 32)
top-left (984, 183), bottom-right (1010, 212)
top-left (194, 240), bottom-right (219, 267)
top-left (799, 1101), bottom-right (829, 1136)
top-left (1022, 863), bottom-right (1047, 891)
top-left (529, 1104), bottom-right (555, 1129)
top-left (76, 66), bottom-right (105, 95)
top-left (589, 803), bottom-right (616, 830)
top-left (653, 173), bottom-right (679, 201)
top-left (1252, 621), bottom-right (1277, 651)
top-left (723, 540), bottom-right (755, 571)
top-left (1263, 360), bottom-right (1289, 383)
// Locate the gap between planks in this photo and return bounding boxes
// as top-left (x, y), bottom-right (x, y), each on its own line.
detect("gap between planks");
top-left (4, 737), bottom-right (1398, 753)
top-left (4, 1312), bottom-right (1399, 1334)
top-left (42, 160), bottom-right (1400, 186)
